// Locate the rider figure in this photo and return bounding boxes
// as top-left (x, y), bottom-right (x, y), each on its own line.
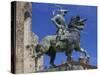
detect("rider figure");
top-left (51, 8), bottom-right (69, 41)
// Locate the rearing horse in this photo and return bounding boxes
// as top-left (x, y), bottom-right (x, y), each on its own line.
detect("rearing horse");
top-left (33, 16), bottom-right (90, 67)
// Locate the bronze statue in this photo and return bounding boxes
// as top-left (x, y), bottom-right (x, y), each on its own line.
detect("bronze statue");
top-left (31, 8), bottom-right (90, 67)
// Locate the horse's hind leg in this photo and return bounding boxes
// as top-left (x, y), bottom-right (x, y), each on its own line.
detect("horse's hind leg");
top-left (50, 53), bottom-right (56, 67)
top-left (49, 46), bottom-right (56, 67)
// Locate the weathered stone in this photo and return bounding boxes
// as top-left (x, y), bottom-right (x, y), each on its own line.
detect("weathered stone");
top-left (15, 2), bottom-right (43, 73)
top-left (42, 61), bottom-right (97, 72)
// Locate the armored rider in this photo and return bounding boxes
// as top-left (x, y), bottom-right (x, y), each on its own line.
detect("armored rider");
top-left (51, 8), bottom-right (69, 41)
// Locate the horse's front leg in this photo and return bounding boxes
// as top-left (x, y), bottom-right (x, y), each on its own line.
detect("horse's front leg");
top-left (75, 43), bottom-right (90, 63)
top-left (79, 48), bottom-right (90, 64)
top-left (66, 51), bottom-right (73, 62)
top-left (65, 42), bottom-right (73, 63)
top-left (80, 48), bottom-right (90, 59)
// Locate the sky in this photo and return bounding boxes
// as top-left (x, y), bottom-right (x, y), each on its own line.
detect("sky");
top-left (32, 3), bottom-right (97, 67)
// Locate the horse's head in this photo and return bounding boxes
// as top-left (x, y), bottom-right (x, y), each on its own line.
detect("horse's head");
top-left (68, 15), bottom-right (87, 31)
top-left (76, 18), bottom-right (87, 30)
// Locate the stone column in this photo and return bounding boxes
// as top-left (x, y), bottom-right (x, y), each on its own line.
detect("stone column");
top-left (14, 2), bottom-right (43, 73)
top-left (16, 2), bottom-right (25, 73)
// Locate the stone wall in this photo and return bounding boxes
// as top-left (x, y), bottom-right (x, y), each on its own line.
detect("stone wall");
top-left (15, 2), bottom-right (43, 73)
top-left (16, 2), bottom-right (25, 73)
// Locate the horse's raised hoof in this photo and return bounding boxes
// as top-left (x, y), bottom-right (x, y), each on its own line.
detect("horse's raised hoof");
top-left (87, 55), bottom-right (90, 59)
top-left (86, 55), bottom-right (90, 64)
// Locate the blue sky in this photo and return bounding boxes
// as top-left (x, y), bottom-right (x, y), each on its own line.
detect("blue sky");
top-left (32, 3), bottom-right (97, 67)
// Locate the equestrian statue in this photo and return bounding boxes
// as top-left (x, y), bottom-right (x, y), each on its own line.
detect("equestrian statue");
top-left (31, 7), bottom-right (90, 67)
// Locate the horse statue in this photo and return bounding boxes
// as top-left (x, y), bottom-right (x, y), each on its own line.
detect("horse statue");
top-left (32, 15), bottom-right (90, 67)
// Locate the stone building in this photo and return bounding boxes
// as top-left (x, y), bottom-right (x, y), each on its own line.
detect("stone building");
top-left (11, 2), bottom-right (43, 74)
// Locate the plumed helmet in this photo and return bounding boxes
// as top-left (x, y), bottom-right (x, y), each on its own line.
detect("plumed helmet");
top-left (53, 9), bottom-right (69, 15)
top-left (52, 5), bottom-right (69, 15)
top-left (57, 9), bottom-right (69, 14)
